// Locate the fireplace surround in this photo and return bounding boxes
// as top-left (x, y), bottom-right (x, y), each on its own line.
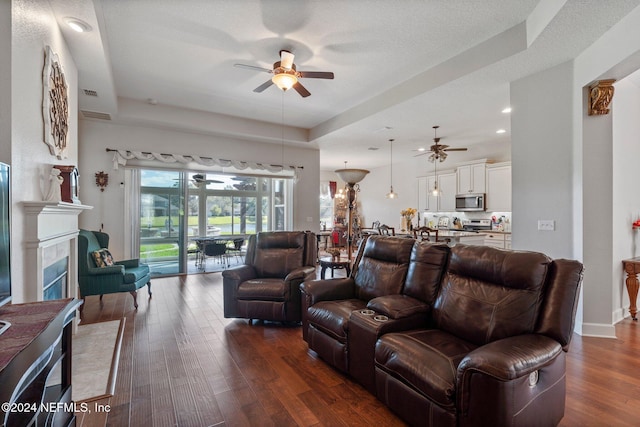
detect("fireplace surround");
top-left (22, 201), bottom-right (92, 302)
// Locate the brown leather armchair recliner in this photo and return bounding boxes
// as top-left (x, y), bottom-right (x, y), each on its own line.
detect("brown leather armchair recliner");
top-left (374, 244), bottom-right (584, 427)
top-left (222, 231), bottom-right (316, 323)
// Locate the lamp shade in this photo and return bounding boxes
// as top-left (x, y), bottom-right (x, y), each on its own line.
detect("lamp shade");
top-left (272, 72), bottom-right (298, 91)
top-left (335, 168), bottom-right (369, 184)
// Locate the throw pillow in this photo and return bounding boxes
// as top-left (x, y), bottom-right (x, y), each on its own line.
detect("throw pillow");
top-left (92, 248), bottom-right (114, 268)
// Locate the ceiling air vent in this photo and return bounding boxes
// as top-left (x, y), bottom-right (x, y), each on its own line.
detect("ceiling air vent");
top-left (80, 110), bottom-right (111, 120)
top-left (82, 89), bottom-right (98, 97)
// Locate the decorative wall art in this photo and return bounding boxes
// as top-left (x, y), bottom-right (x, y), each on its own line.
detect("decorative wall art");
top-left (42, 46), bottom-right (69, 159)
top-left (95, 171), bottom-right (109, 192)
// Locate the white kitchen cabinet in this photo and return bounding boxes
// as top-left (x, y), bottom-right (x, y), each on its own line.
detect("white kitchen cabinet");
top-left (484, 233), bottom-right (506, 248)
top-left (426, 175), bottom-right (437, 211)
top-left (505, 234), bottom-right (512, 249)
top-left (456, 162), bottom-right (486, 194)
top-left (458, 234), bottom-right (486, 246)
top-left (417, 176), bottom-right (428, 212)
top-left (418, 173), bottom-right (455, 212)
top-left (419, 175), bottom-right (438, 211)
top-left (438, 172), bottom-right (456, 211)
top-left (486, 163), bottom-right (511, 212)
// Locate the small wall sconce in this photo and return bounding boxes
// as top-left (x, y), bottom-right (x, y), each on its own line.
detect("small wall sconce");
top-left (95, 171), bottom-right (109, 192)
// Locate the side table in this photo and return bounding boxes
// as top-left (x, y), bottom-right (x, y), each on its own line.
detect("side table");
top-left (622, 257), bottom-right (640, 320)
top-left (319, 256), bottom-right (351, 279)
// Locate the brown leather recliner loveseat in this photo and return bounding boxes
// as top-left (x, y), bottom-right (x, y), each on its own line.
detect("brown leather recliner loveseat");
top-left (302, 239), bottom-right (584, 426)
top-left (222, 231), bottom-right (316, 323)
top-left (300, 236), bottom-right (450, 390)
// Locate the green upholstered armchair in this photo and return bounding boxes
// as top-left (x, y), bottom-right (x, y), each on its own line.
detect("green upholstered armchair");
top-left (78, 229), bottom-right (152, 310)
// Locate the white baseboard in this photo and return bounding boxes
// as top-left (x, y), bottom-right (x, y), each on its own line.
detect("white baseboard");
top-left (613, 308), bottom-right (626, 324)
top-left (580, 322), bottom-right (617, 338)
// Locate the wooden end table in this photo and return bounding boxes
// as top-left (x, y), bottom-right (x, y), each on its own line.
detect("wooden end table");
top-left (622, 257), bottom-right (640, 320)
top-left (319, 256), bottom-right (351, 280)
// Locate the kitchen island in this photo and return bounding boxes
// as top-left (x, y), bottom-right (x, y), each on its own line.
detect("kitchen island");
top-left (424, 229), bottom-right (511, 248)
top-left (438, 230), bottom-right (486, 246)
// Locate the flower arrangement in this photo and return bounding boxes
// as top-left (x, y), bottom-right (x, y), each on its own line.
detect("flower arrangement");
top-left (401, 208), bottom-right (417, 220)
top-left (401, 208), bottom-right (417, 231)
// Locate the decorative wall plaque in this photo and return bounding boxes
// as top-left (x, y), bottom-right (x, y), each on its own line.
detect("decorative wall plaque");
top-left (95, 171), bottom-right (109, 192)
top-left (588, 79), bottom-right (616, 116)
top-left (42, 46), bottom-right (69, 159)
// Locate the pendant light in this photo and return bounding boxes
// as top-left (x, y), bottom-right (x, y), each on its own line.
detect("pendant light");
top-left (386, 138), bottom-right (397, 199)
top-left (431, 156), bottom-right (440, 197)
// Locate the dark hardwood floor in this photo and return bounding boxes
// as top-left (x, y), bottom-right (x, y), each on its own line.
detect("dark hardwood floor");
top-left (77, 271), bottom-right (640, 426)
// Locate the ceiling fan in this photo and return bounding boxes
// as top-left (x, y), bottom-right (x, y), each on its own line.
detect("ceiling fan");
top-left (174, 174), bottom-right (223, 187)
top-left (234, 50), bottom-right (334, 97)
top-left (415, 126), bottom-right (468, 162)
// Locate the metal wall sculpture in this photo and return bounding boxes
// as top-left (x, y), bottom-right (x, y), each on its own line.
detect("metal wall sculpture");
top-left (42, 46), bottom-right (69, 159)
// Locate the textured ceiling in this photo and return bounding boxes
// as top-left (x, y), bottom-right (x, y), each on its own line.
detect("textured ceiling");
top-left (50, 0), bottom-right (640, 171)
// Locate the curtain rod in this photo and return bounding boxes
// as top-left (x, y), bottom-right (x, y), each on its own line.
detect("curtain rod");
top-left (105, 148), bottom-right (304, 170)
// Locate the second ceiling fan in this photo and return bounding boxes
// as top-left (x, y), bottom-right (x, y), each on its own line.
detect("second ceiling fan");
top-left (234, 50), bottom-right (334, 98)
top-left (415, 126), bottom-right (468, 162)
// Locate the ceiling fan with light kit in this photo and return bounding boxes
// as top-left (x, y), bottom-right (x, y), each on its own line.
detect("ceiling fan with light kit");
top-left (174, 174), bottom-right (223, 188)
top-left (415, 126), bottom-right (468, 162)
top-left (234, 49), bottom-right (334, 97)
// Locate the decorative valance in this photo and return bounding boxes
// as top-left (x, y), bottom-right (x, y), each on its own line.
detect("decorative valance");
top-left (106, 148), bottom-right (303, 178)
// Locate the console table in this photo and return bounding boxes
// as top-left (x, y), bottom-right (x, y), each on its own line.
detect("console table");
top-left (622, 258), bottom-right (640, 320)
top-left (0, 298), bottom-right (81, 426)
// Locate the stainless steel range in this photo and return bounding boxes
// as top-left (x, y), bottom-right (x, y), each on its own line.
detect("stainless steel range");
top-left (462, 219), bottom-right (492, 231)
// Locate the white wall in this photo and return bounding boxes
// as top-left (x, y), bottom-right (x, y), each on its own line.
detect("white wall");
top-left (0, 0), bottom-right (10, 164)
top-left (510, 6), bottom-right (640, 336)
top-left (11, 0), bottom-right (79, 303)
top-left (511, 61), bottom-right (577, 258)
top-left (78, 119), bottom-right (320, 259)
top-left (612, 78), bottom-right (640, 321)
top-left (358, 158), bottom-right (427, 230)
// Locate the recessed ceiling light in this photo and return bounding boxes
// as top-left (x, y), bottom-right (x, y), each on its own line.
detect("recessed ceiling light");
top-left (501, 107), bottom-right (512, 114)
top-left (417, 148), bottom-right (426, 152)
top-left (64, 17), bottom-right (92, 33)
top-left (496, 129), bottom-right (507, 134)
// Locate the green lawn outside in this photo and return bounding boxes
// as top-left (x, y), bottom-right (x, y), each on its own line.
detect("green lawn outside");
top-left (142, 215), bottom-right (257, 227)
top-left (140, 243), bottom-right (179, 258)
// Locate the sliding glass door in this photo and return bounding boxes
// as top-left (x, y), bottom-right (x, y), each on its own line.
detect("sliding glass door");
top-left (137, 169), bottom-right (292, 276)
top-left (139, 170), bottom-right (186, 276)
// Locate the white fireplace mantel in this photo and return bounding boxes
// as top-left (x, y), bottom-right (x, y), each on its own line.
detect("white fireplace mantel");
top-left (22, 201), bottom-right (92, 302)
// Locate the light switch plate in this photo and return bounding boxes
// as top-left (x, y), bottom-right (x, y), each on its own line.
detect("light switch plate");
top-left (538, 220), bottom-right (555, 231)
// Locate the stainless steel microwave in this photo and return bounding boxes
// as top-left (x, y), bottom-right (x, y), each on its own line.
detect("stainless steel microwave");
top-left (455, 193), bottom-right (486, 211)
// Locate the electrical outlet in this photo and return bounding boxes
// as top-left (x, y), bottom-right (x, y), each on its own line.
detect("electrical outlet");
top-left (306, 216), bottom-right (313, 222)
top-left (537, 220), bottom-right (555, 231)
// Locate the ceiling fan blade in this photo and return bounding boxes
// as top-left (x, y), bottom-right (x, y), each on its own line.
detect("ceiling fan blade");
top-left (430, 144), bottom-right (447, 151)
top-left (253, 80), bottom-right (274, 93)
top-left (280, 50), bottom-right (295, 70)
top-left (234, 63), bottom-right (273, 73)
top-left (292, 82), bottom-right (311, 97)
top-left (298, 71), bottom-right (334, 79)
top-left (444, 148), bottom-right (468, 152)
top-left (413, 152), bottom-right (428, 157)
